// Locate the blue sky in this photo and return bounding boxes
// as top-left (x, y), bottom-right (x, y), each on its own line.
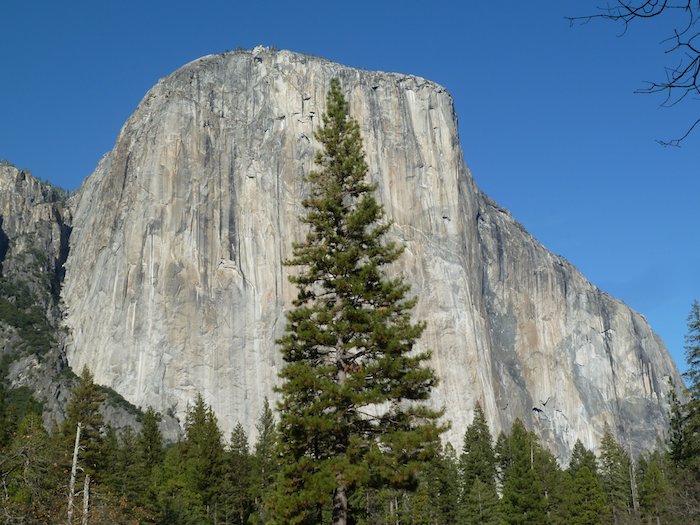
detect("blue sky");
top-left (1, 1), bottom-right (697, 375)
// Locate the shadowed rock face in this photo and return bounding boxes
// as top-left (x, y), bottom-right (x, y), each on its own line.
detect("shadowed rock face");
top-left (0, 162), bottom-right (72, 422)
top-left (61, 47), bottom-right (681, 460)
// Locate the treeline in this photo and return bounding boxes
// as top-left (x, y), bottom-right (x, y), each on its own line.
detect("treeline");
top-left (0, 368), bottom-right (279, 524)
top-left (1, 368), bottom-right (699, 524)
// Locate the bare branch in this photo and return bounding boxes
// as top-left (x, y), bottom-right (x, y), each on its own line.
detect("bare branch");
top-left (657, 116), bottom-right (700, 145)
top-left (569, 0), bottom-right (700, 143)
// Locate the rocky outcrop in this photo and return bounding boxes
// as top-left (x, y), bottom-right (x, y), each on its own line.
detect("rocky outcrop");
top-left (0, 163), bottom-right (175, 436)
top-left (0, 162), bottom-right (70, 295)
top-left (0, 162), bottom-right (72, 421)
top-left (61, 48), bottom-right (682, 459)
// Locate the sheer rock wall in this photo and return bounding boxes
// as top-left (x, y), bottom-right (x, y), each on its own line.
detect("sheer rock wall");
top-left (61, 48), bottom-right (681, 459)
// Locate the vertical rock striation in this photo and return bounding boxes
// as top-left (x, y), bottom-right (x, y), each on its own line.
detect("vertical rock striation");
top-left (61, 48), bottom-right (681, 459)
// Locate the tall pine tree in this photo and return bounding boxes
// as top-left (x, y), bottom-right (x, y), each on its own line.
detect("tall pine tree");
top-left (61, 367), bottom-right (105, 480)
top-left (223, 422), bottom-right (254, 524)
top-left (182, 393), bottom-right (225, 522)
top-left (564, 466), bottom-right (608, 525)
top-left (273, 79), bottom-right (445, 525)
top-left (459, 403), bottom-right (501, 525)
top-left (567, 440), bottom-right (598, 477)
top-left (682, 299), bottom-right (700, 474)
top-left (499, 420), bottom-right (547, 525)
top-left (685, 300), bottom-right (700, 400)
top-left (251, 399), bottom-right (279, 525)
top-left (598, 428), bottom-right (633, 524)
top-left (460, 403), bottom-right (497, 490)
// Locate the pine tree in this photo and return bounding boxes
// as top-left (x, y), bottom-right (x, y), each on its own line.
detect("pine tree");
top-left (181, 393), bottom-right (225, 523)
top-left (438, 443), bottom-right (462, 524)
top-left (462, 477), bottom-right (503, 525)
top-left (685, 300), bottom-right (700, 400)
top-left (668, 377), bottom-right (687, 465)
top-left (223, 422), bottom-right (254, 524)
top-left (152, 396), bottom-right (224, 524)
top-left (99, 424), bottom-right (121, 490)
top-left (500, 420), bottom-right (547, 525)
top-left (409, 443), bottom-right (460, 524)
top-left (598, 428), bottom-right (633, 524)
top-left (460, 403), bottom-right (497, 490)
top-left (251, 398), bottom-right (279, 524)
top-left (103, 426), bottom-right (152, 510)
top-left (0, 383), bottom-right (7, 447)
top-left (637, 451), bottom-right (671, 524)
top-left (494, 431), bottom-right (510, 490)
top-left (563, 466), bottom-right (607, 525)
top-left (138, 407), bottom-right (165, 471)
top-left (459, 403), bottom-right (501, 524)
top-left (153, 442), bottom-right (208, 525)
top-left (533, 443), bottom-right (565, 523)
top-left (0, 413), bottom-right (62, 521)
top-left (682, 299), bottom-right (700, 474)
top-left (61, 367), bottom-right (106, 480)
top-left (132, 407), bottom-right (164, 519)
top-left (567, 440), bottom-right (598, 477)
top-left (273, 79), bottom-right (445, 525)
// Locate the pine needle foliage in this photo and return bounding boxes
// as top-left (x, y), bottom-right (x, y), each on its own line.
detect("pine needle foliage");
top-left (273, 79), bottom-right (445, 524)
top-left (683, 300), bottom-right (700, 475)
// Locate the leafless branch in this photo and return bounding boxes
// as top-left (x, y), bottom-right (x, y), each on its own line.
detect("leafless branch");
top-left (568, 1), bottom-right (700, 144)
top-left (657, 115), bottom-right (700, 144)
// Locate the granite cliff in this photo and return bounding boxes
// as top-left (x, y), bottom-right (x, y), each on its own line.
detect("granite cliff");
top-left (55, 47), bottom-right (680, 460)
top-left (0, 162), bottom-right (179, 435)
top-left (0, 162), bottom-right (71, 421)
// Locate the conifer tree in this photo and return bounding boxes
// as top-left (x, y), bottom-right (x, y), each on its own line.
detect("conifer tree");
top-left (460, 403), bottom-right (497, 491)
top-left (598, 428), bottom-right (633, 524)
top-left (668, 377), bottom-right (687, 466)
top-left (0, 383), bottom-right (7, 447)
top-left (682, 299), bottom-right (700, 474)
top-left (273, 79), bottom-right (444, 525)
top-left (462, 477), bottom-right (503, 525)
top-left (685, 300), bottom-right (700, 400)
top-left (223, 422), bottom-right (254, 524)
top-left (459, 403), bottom-right (502, 525)
top-left (567, 440), bottom-right (598, 477)
top-left (153, 395), bottom-right (224, 524)
top-left (154, 443), bottom-right (208, 525)
top-left (438, 443), bottom-right (461, 524)
top-left (500, 420), bottom-right (547, 525)
top-left (494, 431), bottom-right (510, 490)
top-left (138, 407), bottom-right (165, 471)
top-left (182, 393), bottom-right (225, 522)
top-left (61, 367), bottom-right (106, 480)
top-left (251, 399), bottom-right (279, 524)
top-left (410, 443), bottom-right (460, 524)
top-left (563, 466), bottom-right (607, 525)
top-left (0, 413), bottom-right (61, 521)
top-left (102, 426), bottom-right (150, 510)
top-left (637, 451), bottom-right (671, 524)
top-left (533, 443), bottom-right (564, 522)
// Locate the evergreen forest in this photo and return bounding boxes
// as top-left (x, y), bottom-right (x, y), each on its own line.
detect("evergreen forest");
top-left (1, 361), bottom-right (699, 524)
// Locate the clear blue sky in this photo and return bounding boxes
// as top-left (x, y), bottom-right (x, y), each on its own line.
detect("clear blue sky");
top-left (1, 1), bottom-right (697, 375)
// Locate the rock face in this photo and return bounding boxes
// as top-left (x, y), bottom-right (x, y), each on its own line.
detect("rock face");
top-left (0, 162), bottom-right (70, 289)
top-left (0, 162), bottom-right (73, 422)
top-left (61, 48), bottom-right (681, 460)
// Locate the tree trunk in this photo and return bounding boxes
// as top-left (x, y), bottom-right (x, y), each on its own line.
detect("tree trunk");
top-left (67, 422), bottom-right (81, 525)
top-left (81, 474), bottom-right (90, 525)
top-left (332, 473), bottom-right (348, 525)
